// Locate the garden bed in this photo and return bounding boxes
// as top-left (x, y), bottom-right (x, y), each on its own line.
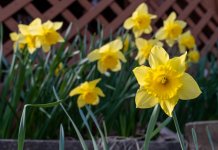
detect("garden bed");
top-left (0, 138), bottom-right (181, 150)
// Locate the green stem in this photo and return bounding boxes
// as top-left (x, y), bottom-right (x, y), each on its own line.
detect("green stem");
top-left (144, 105), bottom-right (160, 150)
top-left (172, 111), bottom-right (186, 150)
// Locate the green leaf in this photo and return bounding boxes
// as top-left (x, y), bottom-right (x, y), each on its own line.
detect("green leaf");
top-left (143, 105), bottom-right (160, 150)
top-left (53, 87), bottom-right (88, 150)
top-left (86, 106), bottom-right (109, 150)
top-left (79, 109), bottom-right (98, 150)
top-left (206, 126), bottom-right (215, 150)
top-left (59, 124), bottom-right (65, 150)
top-left (191, 128), bottom-right (198, 150)
top-left (172, 111), bottom-right (186, 150)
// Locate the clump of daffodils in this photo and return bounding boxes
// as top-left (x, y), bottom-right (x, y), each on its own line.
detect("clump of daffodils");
top-left (122, 3), bottom-right (202, 116)
top-left (69, 79), bottom-right (105, 108)
top-left (10, 18), bottom-right (64, 54)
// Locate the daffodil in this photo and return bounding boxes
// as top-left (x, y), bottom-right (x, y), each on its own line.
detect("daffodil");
top-left (178, 31), bottom-right (196, 53)
top-left (16, 19), bottom-right (43, 53)
top-left (10, 32), bottom-right (26, 51)
top-left (155, 12), bottom-right (186, 47)
top-left (87, 39), bottom-right (127, 74)
top-left (39, 20), bottom-right (64, 52)
top-left (188, 50), bottom-right (200, 63)
top-left (69, 79), bottom-right (105, 108)
top-left (133, 46), bottom-right (201, 116)
top-left (135, 38), bottom-right (163, 65)
top-left (123, 34), bottom-right (130, 52)
top-left (124, 3), bottom-right (157, 37)
top-left (55, 63), bottom-right (64, 76)
top-left (11, 18), bottom-right (64, 54)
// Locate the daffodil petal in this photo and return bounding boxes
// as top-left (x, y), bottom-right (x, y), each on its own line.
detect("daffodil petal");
top-left (144, 26), bottom-right (152, 34)
top-left (110, 38), bottom-right (123, 51)
top-left (177, 20), bottom-right (187, 28)
top-left (135, 88), bottom-right (158, 108)
top-left (87, 49), bottom-right (101, 62)
top-left (89, 78), bottom-right (101, 87)
top-left (43, 20), bottom-right (53, 29)
top-left (159, 97), bottom-right (179, 117)
top-left (77, 95), bottom-right (86, 108)
top-left (124, 18), bottom-right (134, 29)
top-left (18, 25), bottom-right (29, 35)
top-left (135, 38), bottom-right (146, 50)
top-left (133, 66), bottom-right (150, 86)
top-left (155, 28), bottom-right (165, 40)
top-left (166, 12), bottom-right (176, 22)
top-left (117, 51), bottom-right (126, 62)
top-left (138, 56), bottom-right (146, 65)
top-left (149, 46), bottom-right (169, 68)
top-left (95, 87), bottom-right (105, 97)
top-left (53, 22), bottom-right (63, 30)
top-left (111, 61), bottom-right (121, 72)
top-left (178, 73), bottom-right (202, 100)
top-left (90, 96), bottom-right (99, 105)
top-left (30, 18), bottom-right (42, 26)
top-left (28, 47), bottom-right (36, 54)
top-left (168, 52), bottom-right (187, 73)
top-left (136, 3), bottom-right (148, 13)
top-left (42, 45), bottom-right (50, 53)
top-left (166, 39), bottom-right (175, 47)
top-left (10, 32), bottom-right (19, 41)
top-left (69, 86), bottom-right (83, 96)
top-left (97, 61), bottom-right (107, 74)
top-left (178, 44), bottom-right (186, 54)
top-left (133, 28), bottom-right (143, 38)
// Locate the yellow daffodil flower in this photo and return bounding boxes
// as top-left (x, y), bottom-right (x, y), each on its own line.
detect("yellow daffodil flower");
top-left (178, 31), bottom-right (196, 53)
top-left (124, 3), bottom-right (157, 37)
top-left (39, 20), bottom-right (64, 52)
top-left (188, 50), bottom-right (200, 63)
top-left (123, 34), bottom-right (130, 52)
top-left (133, 46), bottom-right (201, 116)
top-left (55, 63), bottom-right (64, 76)
top-left (135, 38), bottom-right (163, 65)
top-left (155, 12), bottom-right (186, 47)
top-left (69, 79), bottom-right (105, 108)
top-left (17, 18), bottom-right (42, 53)
top-left (10, 32), bottom-right (26, 51)
top-left (87, 39), bottom-right (127, 74)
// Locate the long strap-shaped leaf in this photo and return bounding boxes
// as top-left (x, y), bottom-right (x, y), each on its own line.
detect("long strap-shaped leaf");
top-left (59, 124), bottom-right (65, 150)
top-left (53, 87), bottom-right (88, 150)
top-left (18, 99), bottom-right (66, 150)
top-left (86, 106), bottom-right (109, 150)
top-left (79, 109), bottom-right (98, 150)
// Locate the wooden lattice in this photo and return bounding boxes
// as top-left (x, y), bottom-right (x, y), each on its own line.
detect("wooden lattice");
top-left (0, 0), bottom-right (218, 60)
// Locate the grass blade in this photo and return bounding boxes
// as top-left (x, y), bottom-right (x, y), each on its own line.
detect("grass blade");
top-left (150, 117), bottom-right (172, 139)
top-left (59, 124), bottom-right (65, 150)
top-left (144, 105), bottom-right (160, 150)
top-left (86, 106), bottom-right (108, 150)
top-left (18, 99), bottom-right (67, 150)
top-left (79, 109), bottom-right (98, 150)
top-left (53, 87), bottom-right (88, 150)
top-left (191, 128), bottom-right (198, 150)
top-left (172, 111), bottom-right (186, 150)
top-left (206, 126), bottom-right (215, 150)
